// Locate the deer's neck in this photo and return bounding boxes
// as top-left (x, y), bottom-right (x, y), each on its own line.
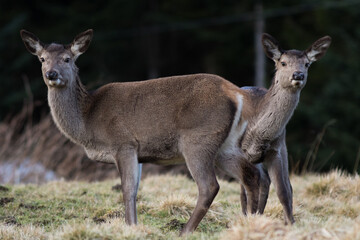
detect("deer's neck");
top-left (254, 76), bottom-right (300, 141)
top-left (48, 76), bottom-right (91, 145)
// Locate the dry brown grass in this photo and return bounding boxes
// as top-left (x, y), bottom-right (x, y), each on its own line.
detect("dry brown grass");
top-left (221, 170), bottom-right (360, 240)
top-left (52, 219), bottom-right (164, 240)
top-left (1, 171), bottom-right (359, 240)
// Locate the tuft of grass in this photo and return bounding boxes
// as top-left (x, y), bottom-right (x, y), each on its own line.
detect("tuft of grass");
top-left (53, 219), bottom-right (164, 240)
top-left (305, 170), bottom-right (360, 200)
top-left (221, 215), bottom-right (291, 240)
top-left (0, 224), bottom-right (47, 240)
top-left (156, 194), bottom-right (196, 218)
top-left (1, 171), bottom-right (360, 239)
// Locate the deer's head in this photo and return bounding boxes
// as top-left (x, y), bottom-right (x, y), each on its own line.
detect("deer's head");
top-left (20, 29), bottom-right (93, 89)
top-left (262, 33), bottom-right (331, 91)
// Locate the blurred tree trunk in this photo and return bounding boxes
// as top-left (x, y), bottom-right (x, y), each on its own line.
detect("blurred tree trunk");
top-left (147, 33), bottom-right (160, 79)
top-left (254, 0), bottom-right (265, 87)
top-left (147, 0), bottom-right (160, 79)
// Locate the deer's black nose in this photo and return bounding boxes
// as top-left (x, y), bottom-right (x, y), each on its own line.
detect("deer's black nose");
top-left (292, 71), bottom-right (304, 81)
top-left (46, 71), bottom-right (58, 80)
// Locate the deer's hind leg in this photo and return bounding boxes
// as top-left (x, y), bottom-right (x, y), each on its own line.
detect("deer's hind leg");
top-left (240, 185), bottom-right (247, 215)
top-left (216, 150), bottom-right (260, 214)
top-left (240, 165), bottom-right (270, 215)
top-left (179, 141), bottom-right (220, 236)
top-left (257, 165), bottom-right (271, 214)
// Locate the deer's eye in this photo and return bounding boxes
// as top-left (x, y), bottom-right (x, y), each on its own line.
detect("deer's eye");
top-left (64, 57), bottom-right (70, 63)
top-left (305, 63), bottom-right (310, 68)
top-left (40, 57), bottom-right (45, 62)
top-left (281, 62), bottom-right (287, 67)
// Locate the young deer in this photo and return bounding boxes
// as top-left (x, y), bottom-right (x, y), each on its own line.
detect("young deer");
top-left (20, 29), bottom-right (262, 235)
top-left (238, 34), bottom-right (331, 224)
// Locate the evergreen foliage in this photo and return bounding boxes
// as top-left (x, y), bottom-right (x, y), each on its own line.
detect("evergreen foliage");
top-left (0, 0), bottom-right (359, 173)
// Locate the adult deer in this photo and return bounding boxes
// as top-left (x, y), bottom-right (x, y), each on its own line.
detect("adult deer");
top-left (20, 29), bottom-right (262, 235)
top-left (20, 29), bottom-right (330, 233)
top-left (238, 34), bottom-right (331, 224)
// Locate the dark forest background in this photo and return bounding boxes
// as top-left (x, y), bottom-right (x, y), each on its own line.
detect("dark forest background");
top-left (0, 0), bottom-right (359, 179)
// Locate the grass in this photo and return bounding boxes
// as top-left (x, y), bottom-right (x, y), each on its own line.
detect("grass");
top-left (0, 170), bottom-right (359, 240)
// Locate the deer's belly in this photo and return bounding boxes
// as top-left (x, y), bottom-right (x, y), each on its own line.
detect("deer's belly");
top-left (137, 154), bottom-right (184, 165)
top-left (84, 148), bottom-right (115, 163)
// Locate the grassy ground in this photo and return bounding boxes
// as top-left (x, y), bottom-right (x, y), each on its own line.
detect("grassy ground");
top-left (0, 170), bottom-right (359, 240)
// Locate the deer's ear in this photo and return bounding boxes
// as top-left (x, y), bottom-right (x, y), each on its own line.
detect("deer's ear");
top-left (262, 33), bottom-right (283, 61)
top-left (306, 36), bottom-right (331, 62)
top-left (20, 30), bottom-right (44, 56)
top-left (71, 29), bottom-right (93, 58)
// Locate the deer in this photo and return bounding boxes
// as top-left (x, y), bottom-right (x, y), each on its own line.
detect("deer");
top-left (20, 29), bottom-right (263, 235)
top-left (20, 29), bottom-right (330, 234)
top-left (236, 34), bottom-right (331, 224)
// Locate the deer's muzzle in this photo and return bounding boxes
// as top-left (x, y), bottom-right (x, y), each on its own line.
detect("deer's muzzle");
top-left (292, 71), bottom-right (304, 81)
top-left (46, 71), bottom-right (59, 80)
top-left (45, 71), bottom-right (65, 87)
top-left (290, 71), bottom-right (305, 88)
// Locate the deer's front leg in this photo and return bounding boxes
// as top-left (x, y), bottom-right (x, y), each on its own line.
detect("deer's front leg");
top-left (115, 146), bottom-right (140, 225)
top-left (265, 149), bottom-right (294, 225)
